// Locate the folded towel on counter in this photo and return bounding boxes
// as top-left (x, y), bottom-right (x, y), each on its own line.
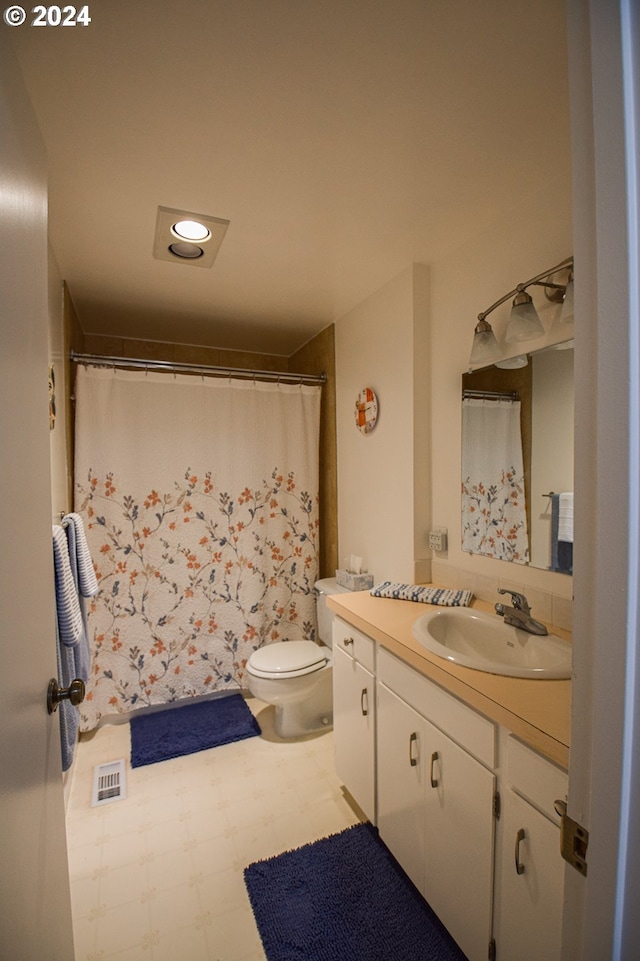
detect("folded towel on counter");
top-left (52, 525), bottom-right (83, 646)
top-left (62, 512), bottom-right (99, 597)
top-left (558, 492), bottom-right (574, 544)
top-left (370, 582), bottom-right (474, 607)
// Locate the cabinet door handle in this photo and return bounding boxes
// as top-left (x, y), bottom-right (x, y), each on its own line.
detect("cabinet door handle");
top-left (515, 827), bottom-right (526, 875)
top-left (409, 732), bottom-right (418, 767)
top-left (360, 688), bottom-right (368, 716)
top-left (430, 751), bottom-right (439, 788)
top-left (343, 636), bottom-right (354, 647)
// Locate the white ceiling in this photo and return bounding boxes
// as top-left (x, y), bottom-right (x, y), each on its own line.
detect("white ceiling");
top-left (10, 0), bottom-right (570, 356)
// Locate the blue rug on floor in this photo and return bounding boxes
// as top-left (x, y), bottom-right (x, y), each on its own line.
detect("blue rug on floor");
top-left (244, 822), bottom-right (468, 961)
top-left (130, 693), bottom-right (261, 768)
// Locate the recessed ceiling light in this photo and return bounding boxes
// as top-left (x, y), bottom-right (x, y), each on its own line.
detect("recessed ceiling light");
top-left (153, 206), bottom-right (230, 268)
top-left (172, 220), bottom-right (211, 243)
top-left (168, 241), bottom-right (204, 259)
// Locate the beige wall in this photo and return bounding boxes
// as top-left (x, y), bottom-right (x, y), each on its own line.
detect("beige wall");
top-left (47, 246), bottom-right (69, 518)
top-left (335, 264), bottom-right (430, 584)
top-left (290, 325), bottom-right (338, 578)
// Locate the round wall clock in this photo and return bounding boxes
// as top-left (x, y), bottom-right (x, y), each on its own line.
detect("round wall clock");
top-left (355, 386), bottom-right (379, 434)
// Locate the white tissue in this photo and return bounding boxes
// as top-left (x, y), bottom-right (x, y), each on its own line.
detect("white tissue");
top-left (344, 555), bottom-right (364, 574)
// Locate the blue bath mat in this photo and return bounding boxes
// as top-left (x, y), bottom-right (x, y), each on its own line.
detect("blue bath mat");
top-left (130, 693), bottom-right (261, 768)
top-left (244, 822), bottom-right (468, 961)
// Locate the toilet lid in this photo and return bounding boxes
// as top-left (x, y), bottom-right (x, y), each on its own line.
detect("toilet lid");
top-left (247, 641), bottom-right (328, 679)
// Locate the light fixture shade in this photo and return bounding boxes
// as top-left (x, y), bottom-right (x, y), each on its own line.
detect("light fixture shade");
top-left (168, 241), bottom-right (204, 259)
top-left (172, 220), bottom-right (211, 242)
top-left (469, 319), bottom-right (500, 366)
top-left (505, 291), bottom-right (545, 343)
top-left (560, 278), bottom-right (574, 323)
top-left (495, 354), bottom-right (528, 369)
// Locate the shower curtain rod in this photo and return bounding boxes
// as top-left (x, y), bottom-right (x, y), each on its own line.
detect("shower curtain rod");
top-left (462, 389), bottom-right (519, 401)
top-left (70, 351), bottom-right (327, 385)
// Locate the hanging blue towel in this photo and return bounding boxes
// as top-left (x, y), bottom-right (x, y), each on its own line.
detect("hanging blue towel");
top-left (52, 526), bottom-right (83, 646)
top-left (63, 512), bottom-right (99, 597)
top-left (55, 617), bottom-right (78, 772)
top-left (62, 513), bottom-right (98, 683)
top-left (52, 525), bottom-right (83, 771)
top-left (550, 494), bottom-right (573, 574)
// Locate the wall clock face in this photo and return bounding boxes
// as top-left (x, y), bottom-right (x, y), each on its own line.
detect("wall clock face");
top-left (355, 386), bottom-right (378, 434)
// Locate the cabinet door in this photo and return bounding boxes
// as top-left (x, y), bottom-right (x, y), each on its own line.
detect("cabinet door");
top-left (423, 718), bottom-right (496, 961)
top-left (496, 789), bottom-right (564, 961)
top-left (377, 683), bottom-right (427, 892)
top-left (333, 644), bottom-right (376, 822)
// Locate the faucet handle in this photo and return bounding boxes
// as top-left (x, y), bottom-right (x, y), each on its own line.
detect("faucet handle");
top-left (497, 588), bottom-right (531, 613)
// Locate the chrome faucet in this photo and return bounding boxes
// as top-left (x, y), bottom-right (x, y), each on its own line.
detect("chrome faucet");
top-left (494, 589), bottom-right (548, 636)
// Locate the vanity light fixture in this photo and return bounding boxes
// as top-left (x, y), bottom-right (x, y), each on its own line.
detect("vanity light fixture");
top-left (505, 288), bottom-right (545, 343)
top-left (495, 354), bottom-right (528, 369)
top-left (470, 255), bottom-right (574, 368)
top-left (560, 271), bottom-right (574, 323)
top-left (152, 206), bottom-right (230, 268)
top-left (469, 318), bottom-right (501, 366)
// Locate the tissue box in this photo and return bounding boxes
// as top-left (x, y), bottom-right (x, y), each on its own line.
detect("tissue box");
top-left (336, 569), bottom-right (374, 591)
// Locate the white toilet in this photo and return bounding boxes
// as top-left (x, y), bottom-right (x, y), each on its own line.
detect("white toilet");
top-left (246, 577), bottom-right (349, 738)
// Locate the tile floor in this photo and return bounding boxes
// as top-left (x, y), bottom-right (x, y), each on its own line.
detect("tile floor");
top-left (65, 696), bottom-right (362, 961)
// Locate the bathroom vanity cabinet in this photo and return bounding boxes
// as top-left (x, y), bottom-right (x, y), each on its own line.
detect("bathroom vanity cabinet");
top-left (332, 620), bottom-right (376, 823)
top-left (493, 736), bottom-right (567, 961)
top-left (377, 648), bottom-right (495, 961)
top-left (331, 613), bottom-right (569, 961)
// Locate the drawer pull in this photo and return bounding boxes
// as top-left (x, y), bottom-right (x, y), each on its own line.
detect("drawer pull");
top-left (515, 828), bottom-right (526, 875)
top-left (430, 751), bottom-right (439, 788)
top-left (409, 732), bottom-right (418, 767)
top-left (343, 636), bottom-right (354, 647)
top-left (360, 688), bottom-right (368, 716)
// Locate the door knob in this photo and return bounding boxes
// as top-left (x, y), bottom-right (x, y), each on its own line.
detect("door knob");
top-left (47, 677), bottom-right (85, 715)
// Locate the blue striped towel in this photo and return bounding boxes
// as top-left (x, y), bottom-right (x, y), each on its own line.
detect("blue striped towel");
top-left (62, 513), bottom-right (97, 683)
top-left (52, 525), bottom-right (83, 646)
top-left (56, 616), bottom-right (78, 772)
top-left (62, 512), bottom-right (98, 597)
top-left (370, 582), bottom-right (474, 607)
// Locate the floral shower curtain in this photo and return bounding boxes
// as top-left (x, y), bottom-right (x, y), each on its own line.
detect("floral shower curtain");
top-left (74, 365), bottom-right (321, 731)
top-left (461, 397), bottom-right (529, 563)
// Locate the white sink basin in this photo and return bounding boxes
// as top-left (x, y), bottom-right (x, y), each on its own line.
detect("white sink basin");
top-left (412, 607), bottom-right (571, 679)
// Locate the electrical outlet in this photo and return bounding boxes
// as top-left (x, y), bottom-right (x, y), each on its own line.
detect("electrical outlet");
top-left (428, 529), bottom-right (448, 552)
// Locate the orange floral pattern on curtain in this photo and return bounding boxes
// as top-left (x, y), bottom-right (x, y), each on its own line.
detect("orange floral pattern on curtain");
top-left (74, 366), bottom-right (320, 731)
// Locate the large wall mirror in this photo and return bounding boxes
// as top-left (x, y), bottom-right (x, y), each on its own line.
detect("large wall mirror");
top-left (461, 342), bottom-right (574, 573)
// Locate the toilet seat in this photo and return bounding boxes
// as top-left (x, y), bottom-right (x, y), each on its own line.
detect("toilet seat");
top-left (247, 640), bottom-right (328, 679)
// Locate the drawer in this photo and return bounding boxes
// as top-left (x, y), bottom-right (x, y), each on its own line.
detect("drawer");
top-left (377, 647), bottom-right (496, 769)
top-left (506, 735), bottom-right (568, 824)
top-left (333, 617), bottom-right (376, 672)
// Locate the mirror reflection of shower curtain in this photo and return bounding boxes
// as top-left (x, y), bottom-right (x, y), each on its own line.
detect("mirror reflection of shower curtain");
top-left (74, 365), bottom-right (321, 731)
top-left (461, 397), bottom-right (529, 563)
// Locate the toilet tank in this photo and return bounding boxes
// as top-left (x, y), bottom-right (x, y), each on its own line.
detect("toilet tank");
top-left (315, 577), bottom-right (351, 648)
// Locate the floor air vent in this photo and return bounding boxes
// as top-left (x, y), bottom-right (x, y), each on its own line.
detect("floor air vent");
top-left (92, 759), bottom-right (127, 806)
